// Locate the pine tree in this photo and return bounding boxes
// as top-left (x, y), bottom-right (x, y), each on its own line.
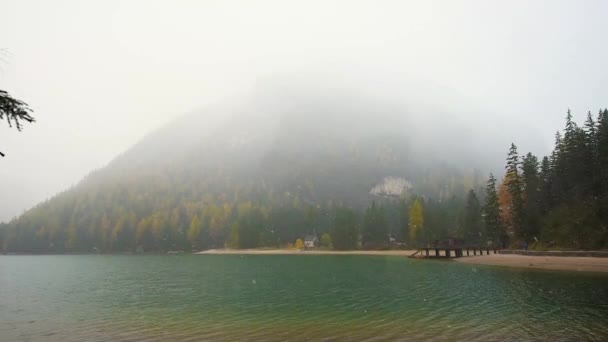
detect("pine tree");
top-left (565, 109), bottom-right (576, 135)
top-left (584, 111), bottom-right (597, 149)
top-left (521, 152), bottom-right (541, 241)
top-left (483, 174), bottom-right (504, 247)
top-left (505, 143), bottom-right (524, 240)
top-left (539, 156), bottom-right (552, 214)
top-left (597, 109), bottom-right (608, 230)
top-left (583, 111), bottom-right (599, 197)
top-left (462, 189), bottom-right (482, 245)
top-left (561, 110), bottom-right (588, 199)
top-left (550, 131), bottom-right (564, 203)
top-left (597, 109), bottom-right (608, 196)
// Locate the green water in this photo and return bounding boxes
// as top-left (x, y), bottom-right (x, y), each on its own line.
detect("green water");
top-left (1, 255), bottom-right (607, 341)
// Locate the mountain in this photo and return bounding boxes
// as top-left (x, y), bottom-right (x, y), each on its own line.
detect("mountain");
top-left (0, 85), bottom-right (488, 253)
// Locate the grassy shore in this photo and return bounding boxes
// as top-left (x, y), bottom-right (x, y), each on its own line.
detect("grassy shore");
top-left (196, 249), bottom-right (608, 273)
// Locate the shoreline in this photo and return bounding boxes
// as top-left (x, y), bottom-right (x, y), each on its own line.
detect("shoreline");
top-left (197, 249), bottom-right (608, 273)
top-left (196, 249), bottom-right (419, 256)
top-left (454, 253), bottom-right (608, 273)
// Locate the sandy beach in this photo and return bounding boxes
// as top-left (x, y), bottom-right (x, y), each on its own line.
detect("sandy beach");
top-left (196, 249), bottom-right (608, 273)
top-left (455, 253), bottom-right (608, 273)
top-left (196, 249), bottom-right (419, 256)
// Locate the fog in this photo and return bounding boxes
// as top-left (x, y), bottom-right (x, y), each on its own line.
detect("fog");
top-left (1, 0), bottom-right (607, 222)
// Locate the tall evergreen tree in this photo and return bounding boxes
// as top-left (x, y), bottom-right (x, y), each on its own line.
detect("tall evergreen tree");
top-left (483, 174), bottom-right (504, 247)
top-left (521, 152), bottom-right (541, 241)
top-left (584, 111), bottom-right (597, 150)
top-left (505, 143), bottom-right (524, 240)
top-left (462, 189), bottom-right (483, 245)
top-left (596, 109), bottom-right (608, 230)
top-left (560, 110), bottom-right (589, 198)
top-left (597, 109), bottom-right (608, 196)
top-left (539, 156), bottom-right (552, 214)
top-left (550, 130), bottom-right (564, 203)
top-left (583, 111), bottom-right (599, 197)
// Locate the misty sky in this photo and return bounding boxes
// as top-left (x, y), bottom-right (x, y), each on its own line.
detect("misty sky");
top-left (1, 0), bottom-right (607, 222)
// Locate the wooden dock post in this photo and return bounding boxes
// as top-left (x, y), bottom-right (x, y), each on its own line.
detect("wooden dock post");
top-left (412, 239), bottom-right (481, 259)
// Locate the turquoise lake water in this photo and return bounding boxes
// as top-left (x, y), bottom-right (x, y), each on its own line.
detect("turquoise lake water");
top-left (1, 254), bottom-right (607, 341)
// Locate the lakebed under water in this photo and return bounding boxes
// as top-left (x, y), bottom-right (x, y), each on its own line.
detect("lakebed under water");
top-left (1, 254), bottom-right (607, 341)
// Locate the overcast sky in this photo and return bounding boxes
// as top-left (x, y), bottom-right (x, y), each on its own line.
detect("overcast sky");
top-left (1, 0), bottom-right (607, 222)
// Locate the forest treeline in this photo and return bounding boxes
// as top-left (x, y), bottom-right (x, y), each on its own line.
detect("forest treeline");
top-left (1, 109), bottom-right (607, 253)
top-left (492, 109), bottom-right (608, 249)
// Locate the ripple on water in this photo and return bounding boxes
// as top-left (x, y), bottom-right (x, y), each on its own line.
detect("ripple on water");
top-left (1, 255), bottom-right (607, 341)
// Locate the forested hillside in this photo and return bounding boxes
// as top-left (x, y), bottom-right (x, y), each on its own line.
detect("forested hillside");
top-left (1, 101), bottom-right (606, 252)
top-left (0, 91), bottom-right (483, 253)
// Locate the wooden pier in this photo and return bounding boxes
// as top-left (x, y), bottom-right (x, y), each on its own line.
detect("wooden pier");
top-left (409, 238), bottom-right (500, 259)
top-left (411, 246), bottom-right (499, 259)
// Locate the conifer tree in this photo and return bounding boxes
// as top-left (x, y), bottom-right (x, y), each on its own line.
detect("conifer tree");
top-left (539, 156), bottom-right (552, 214)
top-left (597, 109), bottom-right (608, 195)
top-left (521, 152), bottom-right (541, 240)
top-left (483, 174), bottom-right (504, 246)
top-left (505, 143), bottom-right (524, 239)
top-left (582, 111), bottom-right (599, 196)
top-left (462, 189), bottom-right (482, 244)
top-left (550, 131), bottom-right (564, 203)
top-left (561, 110), bottom-right (588, 198)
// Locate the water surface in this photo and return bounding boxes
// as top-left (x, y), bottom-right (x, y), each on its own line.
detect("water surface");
top-left (1, 255), bottom-right (607, 341)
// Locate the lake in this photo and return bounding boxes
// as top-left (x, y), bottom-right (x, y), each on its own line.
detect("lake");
top-left (1, 254), bottom-right (607, 341)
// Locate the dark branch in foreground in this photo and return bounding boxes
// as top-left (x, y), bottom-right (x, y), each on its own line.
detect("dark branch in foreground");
top-left (0, 89), bottom-right (35, 157)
